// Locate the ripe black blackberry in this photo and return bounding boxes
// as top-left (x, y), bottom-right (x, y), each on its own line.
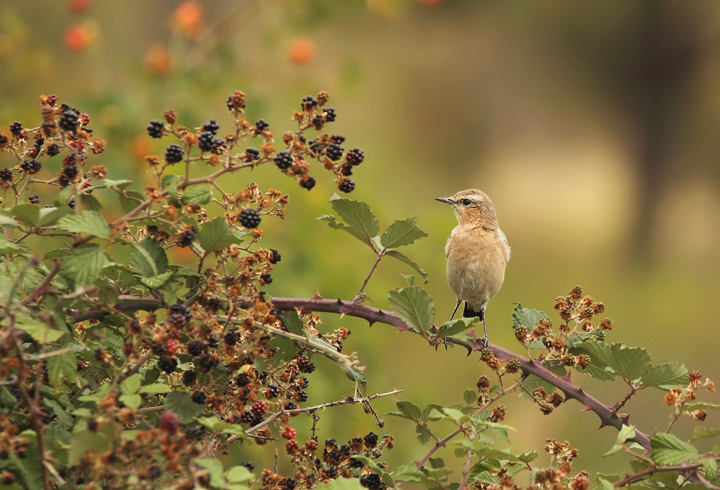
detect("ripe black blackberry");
top-left (58, 110), bottom-right (79, 133)
top-left (68, 197), bottom-right (76, 209)
top-left (0, 134), bottom-right (7, 147)
top-left (255, 119), bottom-right (269, 132)
top-left (198, 131), bottom-right (215, 152)
top-left (239, 208), bottom-right (261, 228)
top-left (20, 160), bottom-right (41, 174)
top-left (296, 390), bottom-right (308, 402)
top-left (182, 369), bottom-right (198, 385)
top-left (267, 384), bottom-right (280, 398)
top-left (47, 143), bottom-right (60, 157)
top-left (168, 303), bottom-right (192, 327)
top-left (360, 473), bottom-right (384, 490)
top-left (296, 355), bottom-right (315, 373)
top-left (346, 148), bottom-right (364, 165)
top-left (240, 411), bottom-right (254, 424)
top-left (58, 175), bottom-right (70, 187)
top-left (331, 135), bottom-right (345, 144)
top-left (300, 177), bottom-right (316, 190)
top-left (224, 330), bottom-right (240, 346)
top-left (28, 195), bottom-right (39, 204)
top-left (244, 147), bottom-right (260, 161)
top-left (184, 426), bottom-right (205, 440)
top-left (269, 249), bottom-right (281, 264)
top-left (326, 143), bottom-right (343, 161)
top-left (190, 390), bottom-right (207, 405)
top-left (178, 229), bottom-right (195, 247)
top-left (260, 273), bottom-right (272, 285)
top-left (235, 373), bottom-right (250, 386)
top-left (364, 432), bottom-right (378, 447)
top-left (301, 95), bottom-right (318, 111)
top-left (207, 334), bottom-right (219, 348)
top-left (0, 168), bottom-right (12, 181)
top-left (147, 120), bottom-right (164, 138)
top-left (165, 144), bottom-right (184, 164)
top-left (311, 115), bottom-right (324, 130)
top-left (341, 165), bottom-right (353, 176)
top-left (274, 151), bottom-right (293, 170)
top-left (9, 122), bottom-right (22, 136)
top-left (157, 356), bottom-right (178, 374)
top-left (63, 165), bottom-right (78, 180)
top-left (198, 353), bottom-right (219, 372)
top-left (148, 465), bottom-right (163, 480)
top-left (338, 179), bottom-right (355, 193)
top-left (187, 340), bottom-right (206, 356)
top-left (202, 119), bottom-right (219, 135)
top-left (323, 107), bottom-right (336, 122)
top-left (284, 402), bottom-right (298, 411)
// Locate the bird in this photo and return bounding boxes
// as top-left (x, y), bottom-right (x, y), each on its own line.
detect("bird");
top-left (436, 189), bottom-right (510, 346)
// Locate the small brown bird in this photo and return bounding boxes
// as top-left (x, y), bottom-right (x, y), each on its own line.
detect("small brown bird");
top-left (437, 189), bottom-right (510, 346)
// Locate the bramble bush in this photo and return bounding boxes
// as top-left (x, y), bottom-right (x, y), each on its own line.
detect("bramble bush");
top-left (0, 91), bottom-right (718, 490)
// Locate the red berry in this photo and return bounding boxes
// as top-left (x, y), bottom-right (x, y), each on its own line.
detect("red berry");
top-left (285, 439), bottom-right (299, 454)
top-left (158, 411), bottom-right (180, 434)
top-left (251, 401), bottom-right (268, 418)
top-left (166, 340), bottom-right (178, 355)
top-left (282, 426), bottom-right (297, 440)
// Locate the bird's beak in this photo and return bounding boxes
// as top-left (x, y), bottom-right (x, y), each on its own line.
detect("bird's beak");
top-left (435, 197), bottom-right (452, 205)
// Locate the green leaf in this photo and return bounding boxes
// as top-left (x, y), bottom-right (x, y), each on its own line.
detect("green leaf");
top-left (164, 391), bottom-right (205, 423)
top-left (140, 271), bottom-right (174, 289)
top-left (15, 313), bottom-right (65, 343)
top-left (684, 402), bottom-right (720, 412)
top-left (569, 341), bottom-right (618, 381)
top-left (394, 400), bottom-right (424, 422)
top-left (57, 211), bottom-right (110, 238)
top-left (10, 204), bottom-right (40, 226)
top-left (0, 213), bottom-right (20, 227)
top-left (59, 243), bottom-right (110, 287)
top-left (224, 466), bottom-right (253, 484)
top-left (436, 317), bottom-right (478, 337)
top-left (118, 190), bottom-right (146, 213)
top-left (511, 303), bottom-right (550, 329)
top-left (119, 394), bottom-right (142, 410)
top-left (199, 217), bottom-right (241, 251)
top-left (69, 428), bottom-right (111, 466)
top-left (139, 383), bottom-right (171, 394)
top-left (0, 238), bottom-right (28, 255)
top-left (385, 250), bottom-right (428, 283)
top-left (195, 458), bottom-right (225, 487)
top-left (380, 217), bottom-right (428, 248)
top-left (46, 350), bottom-right (77, 388)
top-left (196, 416), bottom-right (247, 437)
top-left (650, 433), bottom-right (699, 465)
top-left (328, 195), bottom-right (379, 244)
top-left (391, 464), bottom-right (425, 483)
top-left (278, 310), bottom-right (305, 335)
top-left (463, 389), bottom-right (477, 405)
top-left (704, 459), bottom-right (718, 482)
top-left (388, 286), bottom-right (435, 333)
top-left (640, 362), bottom-right (689, 389)
top-left (129, 237), bottom-right (168, 278)
top-left (102, 178), bottom-right (133, 190)
top-left (79, 194), bottom-right (102, 211)
top-left (518, 451), bottom-right (539, 463)
top-left (692, 427), bottom-right (720, 441)
top-left (120, 373), bottom-right (142, 394)
top-left (604, 425), bottom-right (636, 457)
top-left (181, 186), bottom-right (212, 205)
top-left (318, 478), bottom-right (367, 490)
top-left (607, 345), bottom-right (652, 381)
top-left (38, 206), bottom-right (71, 227)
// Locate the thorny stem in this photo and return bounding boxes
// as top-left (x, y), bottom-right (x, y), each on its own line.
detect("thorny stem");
top-left (613, 454), bottom-right (720, 488)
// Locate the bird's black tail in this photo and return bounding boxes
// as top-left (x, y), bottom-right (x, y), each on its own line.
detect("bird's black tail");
top-left (463, 303), bottom-right (484, 322)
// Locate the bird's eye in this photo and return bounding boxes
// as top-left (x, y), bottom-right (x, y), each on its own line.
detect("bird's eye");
top-left (461, 199), bottom-right (472, 206)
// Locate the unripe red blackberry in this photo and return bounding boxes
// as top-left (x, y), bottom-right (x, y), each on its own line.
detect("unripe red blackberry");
top-left (58, 110), bottom-right (79, 133)
top-left (198, 131), bottom-right (215, 152)
top-left (269, 249), bottom-right (281, 264)
top-left (20, 159), bottom-right (41, 174)
top-left (326, 143), bottom-right (344, 161)
top-left (346, 147), bottom-right (364, 165)
top-left (147, 120), bottom-right (164, 138)
top-left (187, 340), bottom-right (205, 356)
top-left (300, 177), bottom-right (316, 190)
top-left (0, 168), bottom-right (12, 181)
top-left (190, 390), bottom-right (207, 405)
top-left (239, 208), bottom-right (261, 228)
top-left (158, 410), bottom-right (180, 434)
top-left (250, 401), bottom-right (268, 418)
top-left (282, 426), bottom-right (297, 440)
top-left (338, 179), bottom-right (355, 193)
top-left (202, 119), bottom-right (219, 135)
top-left (165, 144), bottom-right (184, 164)
top-left (274, 151), bottom-right (293, 170)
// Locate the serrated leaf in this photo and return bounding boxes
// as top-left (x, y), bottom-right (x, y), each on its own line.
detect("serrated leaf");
top-left (46, 350), bottom-right (77, 388)
top-left (437, 317), bottom-right (477, 337)
top-left (563, 330), bottom-right (602, 348)
top-left (386, 250), bottom-right (428, 283)
top-left (102, 178), bottom-right (132, 190)
top-left (140, 271), bottom-right (174, 289)
top-left (318, 478), bottom-right (367, 489)
top-left (328, 195), bottom-right (379, 244)
top-left (38, 206), bottom-right (71, 227)
top-left (391, 464), bottom-right (425, 483)
top-left (0, 238), bottom-right (28, 255)
top-left (58, 243), bottom-right (109, 287)
top-left (511, 303), bottom-right (550, 329)
top-left (278, 310), bottom-right (305, 335)
top-left (380, 217), bottom-right (427, 248)
top-left (16, 313), bottom-right (65, 343)
top-left (684, 402), bottom-right (720, 412)
top-left (119, 394), bottom-right (142, 410)
top-left (521, 374), bottom-right (555, 399)
top-left (650, 432), bottom-right (699, 465)
top-left (10, 204), bottom-right (40, 226)
top-left (640, 362), bottom-right (688, 389)
top-left (120, 373), bottom-right (142, 394)
top-left (388, 286), bottom-right (434, 332)
top-left (198, 217), bottom-right (241, 251)
top-left (569, 341), bottom-right (618, 381)
top-left (69, 428), bottom-right (111, 466)
top-left (138, 383), bottom-right (171, 394)
top-left (692, 427), bottom-right (720, 441)
top-left (129, 237), bottom-right (168, 278)
top-left (195, 458), bottom-right (225, 486)
top-left (181, 186), bottom-right (212, 205)
top-left (463, 389), bottom-right (477, 405)
top-left (57, 210), bottom-right (110, 238)
top-left (604, 425), bottom-right (636, 457)
top-left (342, 364), bottom-right (366, 386)
top-left (79, 194), bottom-right (102, 211)
top-left (164, 391), bottom-right (205, 423)
top-left (607, 344), bottom-right (652, 381)
top-left (518, 451), bottom-right (539, 463)
top-left (225, 466), bottom-right (253, 484)
top-left (704, 459), bottom-right (718, 482)
top-left (395, 400), bottom-right (423, 421)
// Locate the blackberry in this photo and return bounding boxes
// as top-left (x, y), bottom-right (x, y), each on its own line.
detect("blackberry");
top-left (301, 95), bottom-right (318, 111)
top-left (235, 373), bottom-right (250, 386)
top-left (311, 115), bottom-right (325, 130)
top-left (267, 384), bottom-right (280, 398)
top-left (226, 90), bottom-right (246, 112)
top-left (168, 303), bottom-right (192, 327)
top-left (349, 457), bottom-right (364, 468)
top-left (364, 432), bottom-right (378, 448)
top-left (198, 353), bottom-right (219, 372)
top-left (360, 473), bottom-right (383, 490)
top-left (190, 390), bottom-right (207, 405)
top-left (202, 119), bottom-right (219, 135)
top-left (47, 143), bottom-right (60, 157)
top-left (9, 122), bottom-right (22, 136)
top-left (299, 177), bottom-right (316, 190)
top-left (323, 107), bottom-right (336, 122)
top-left (331, 135), bottom-right (345, 144)
top-left (0, 168), bottom-right (12, 181)
top-left (20, 159), bottom-right (41, 174)
top-left (298, 376), bottom-right (309, 388)
top-left (68, 197), bottom-right (76, 209)
top-left (326, 143), bottom-right (343, 161)
top-left (341, 165), bottom-right (353, 176)
top-left (148, 465), bottom-right (163, 480)
top-left (0, 134), bottom-right (7, 147)
top-left (240, 462), bottom-right (254, 472)
top-left (255, 119), bottom-right (269, 132)
top-left (338, 179), bottom-right (355, 193)
top-left (198, 131), bottom-right (215, 152)
top-left (244, 147), bottom-right (260, 161)
top-left (224, 330), bottom-right (240, 346)
top-left (260, 273), bottom-right (272, 285)
top-left (284, 402), bottom-right (298, 411)
top-left (58, 175), bottom-right (70, 187)
top-left (250, 401), bottom-right (268, 418)
top-left (296, 390), bottom-right (308, 402)
top-left (28, 195), bottom-right (39, 204)
top-left (58, 110), bottom-right (79, 133)
top-left (182, 369), bottom-right (197, 385)
top-left (178, 229), bottom-right (195, 247)
top-left (207, 334), bottom-right (219, 348)
top-left (274, 151), bottom-right (293, 170)
top-left (240, 411), bottom-right (253, 424)
top-left (239, 208), bottom-right (261, 228)
top-left (165, 143), bottom-right (184, 164)
top-left (147, 120), bottom-right (164, 138)
top-left (157, 356), bottom-right (178, 374)
top-left (187, 340), bottom-right (206, 356)
top-left (87, 417), bottom-right (99, 432)
top-left (346, 147), bottom-right (364, 165)
top-left (296, 355), bottom-right (315, 373)
top-left (269, 249), bottom-right (281, 264)
top-left (63, 165), bottom-right (78, 180)
top-left (184, 426), bottom-right (205, 440)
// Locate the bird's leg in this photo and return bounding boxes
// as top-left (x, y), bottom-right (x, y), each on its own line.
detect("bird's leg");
top-left (449, 299), bottom-right (462, 321)
top-left (479, 308), bottom-right (489, 348)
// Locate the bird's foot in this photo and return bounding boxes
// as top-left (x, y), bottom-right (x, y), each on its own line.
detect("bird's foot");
top-left (478, 335), bottom-right (489, 349)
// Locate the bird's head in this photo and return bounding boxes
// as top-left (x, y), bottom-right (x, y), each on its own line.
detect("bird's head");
top-left (436, 189), bottom-right (499, 229)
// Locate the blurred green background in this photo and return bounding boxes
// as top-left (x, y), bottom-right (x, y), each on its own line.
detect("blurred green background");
top-left (2, 0), bottom-right (719, 482)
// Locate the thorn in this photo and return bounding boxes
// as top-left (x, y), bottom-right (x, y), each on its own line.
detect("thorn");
top-left (367, 320), bottom-right (375, 327)
top-left (620, 414), bottom-right (630, 425)
top-left (561, 372), bottom-right (572, 382)
top-left (339, 313), bottom-right (346, 319)
top-left (312, 290), bottom-right (323, 299)
top-left (336, 297), bottom-right (343, 304)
